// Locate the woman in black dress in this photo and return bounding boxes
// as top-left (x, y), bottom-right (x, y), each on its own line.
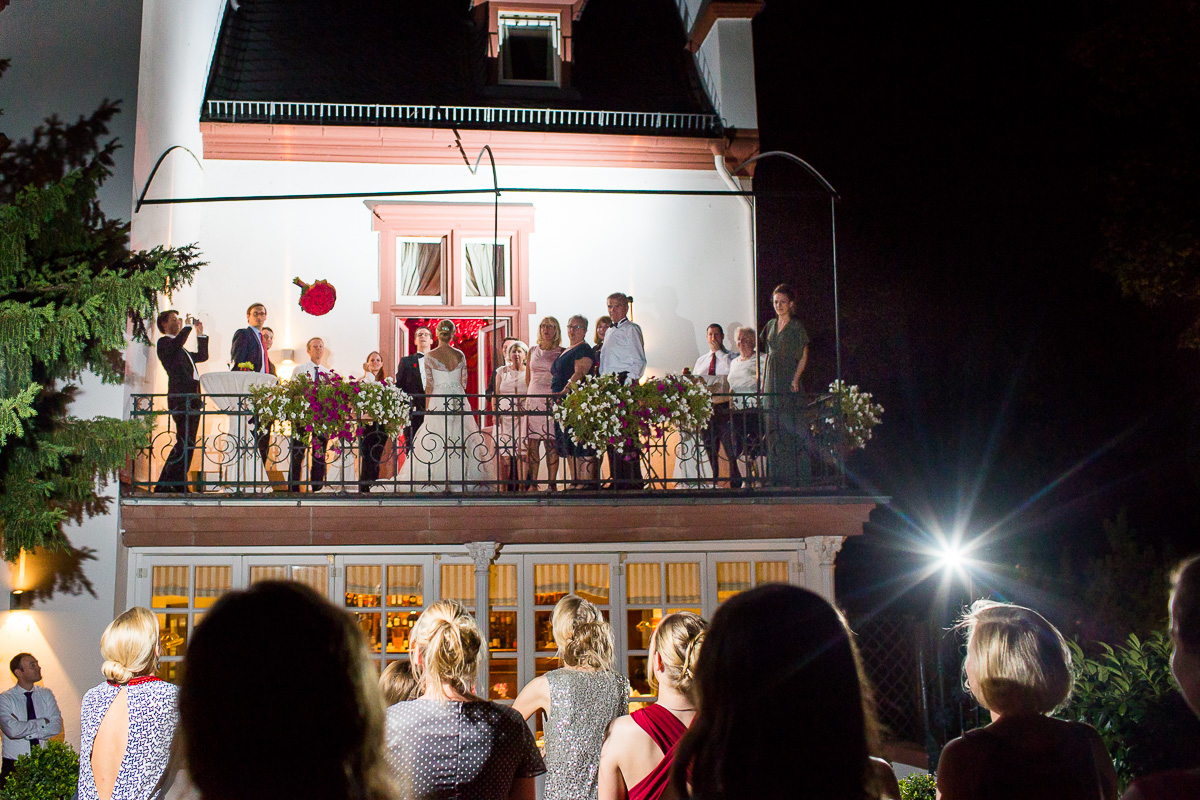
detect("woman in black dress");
top-left (552, 315), bottom-right (597, 488)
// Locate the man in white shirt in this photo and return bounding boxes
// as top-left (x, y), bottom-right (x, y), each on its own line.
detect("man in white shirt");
top-left (599, 292), bottom-right (646, 489)
top-left (288, 337), bottom-right (334, 492)
top-left (0, 654), bottom-right (61, 784)
top-left (691, 324), bottom-right (734, 488)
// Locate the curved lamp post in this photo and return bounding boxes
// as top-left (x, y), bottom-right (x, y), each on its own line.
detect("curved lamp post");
top-left (730, 150), bottom-right (841, 383)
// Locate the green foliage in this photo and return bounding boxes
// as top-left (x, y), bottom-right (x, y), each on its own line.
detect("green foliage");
top-left (249, 373), bottom-right (413, 442)
top-left (0, 740), bottom-right (79, 800)
top-left (1063, 631), bottom-right (1199, 791)
top-left (0, 59), bottom-right (204, 560)
top-left (897, 773), bottom-right (936, 800)
top-left (1013, 510), bottom-right (1172, 642)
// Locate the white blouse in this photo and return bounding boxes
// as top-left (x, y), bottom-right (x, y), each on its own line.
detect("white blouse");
top-left (727, 353), bottom-right (766, 408)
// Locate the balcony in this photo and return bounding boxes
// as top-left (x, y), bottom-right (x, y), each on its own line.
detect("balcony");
top-left (121, 391), bottom-right (879, 548)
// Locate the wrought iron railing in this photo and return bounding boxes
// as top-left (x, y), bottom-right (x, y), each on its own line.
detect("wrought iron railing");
top-left (126, 392), bottom-right (845, 496)
top-left (201, 100), bottom-right (724, 136)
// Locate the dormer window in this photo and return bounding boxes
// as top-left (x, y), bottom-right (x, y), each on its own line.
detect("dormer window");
top-left (498, 12), bottom-right (561, 85)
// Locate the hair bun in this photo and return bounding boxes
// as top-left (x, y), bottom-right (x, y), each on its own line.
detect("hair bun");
top-left (102, 661), bottom-right (135, 684)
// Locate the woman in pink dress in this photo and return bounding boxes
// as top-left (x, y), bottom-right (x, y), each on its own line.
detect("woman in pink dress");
top-left (493, 340), bottom-right (528, 491)
top-left (525, 317), bottom-right (564, 491)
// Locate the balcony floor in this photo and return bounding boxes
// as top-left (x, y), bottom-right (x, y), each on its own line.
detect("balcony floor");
top-left (119, 493), bottom-right (885, 548)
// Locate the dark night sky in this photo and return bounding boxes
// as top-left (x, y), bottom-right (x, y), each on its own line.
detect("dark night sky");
top-left (750, 0), bottom-right (1200, 611)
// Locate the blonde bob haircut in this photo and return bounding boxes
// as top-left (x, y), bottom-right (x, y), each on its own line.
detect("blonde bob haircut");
top-left (648, 611), bottom-right (708, 702)
top-left (410, 600), bottom-right (482, 696)
top-left (959, 599), bottom-right (1073, 715)
top-left (536, 316), bottom-right (562, 350)
top-left (552, 594), bottom-right (615, 671)
top-left (101, 606), bottom-right (160, 684)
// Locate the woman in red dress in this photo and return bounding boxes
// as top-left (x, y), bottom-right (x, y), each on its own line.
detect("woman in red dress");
top-left (598, 612), bottom-right (707, 800)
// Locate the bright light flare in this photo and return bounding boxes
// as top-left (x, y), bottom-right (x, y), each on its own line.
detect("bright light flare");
top-left (922, 528), bottom-right (982, 586)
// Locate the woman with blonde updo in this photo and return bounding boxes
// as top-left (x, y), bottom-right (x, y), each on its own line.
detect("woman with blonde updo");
top-left (78, 607), bottom-right (178, 800)
top-left (385, 600), bottom-right (545, 799)
top-left (396, 319), bottom-right (495, 490)
top-left (514, 595), bottom-right (629, 800)
top-left (599, 612), bottom-right (707, 800)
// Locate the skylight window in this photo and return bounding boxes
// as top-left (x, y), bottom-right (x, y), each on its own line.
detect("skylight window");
top-left (498, 12), bottom-right (560, 86)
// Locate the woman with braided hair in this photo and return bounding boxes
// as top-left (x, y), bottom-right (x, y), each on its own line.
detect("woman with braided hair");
top-left (514, 595), bottom-right (630, 800)
top-left (598, 612), bottom-right (707, 800)
top-left (384, 600), bottom-right (545, 800)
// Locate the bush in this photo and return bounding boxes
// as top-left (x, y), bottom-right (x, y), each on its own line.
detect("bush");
top-left (897, 772), bottom-right (936, 800)
top-left (1064, 631), bottom-right (1200, 791)
top-left (0, 740), bottom-right (79, 800)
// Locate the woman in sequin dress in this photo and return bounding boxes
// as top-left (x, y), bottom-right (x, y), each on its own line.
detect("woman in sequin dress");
top-left (514, 595), bottom-right (629, 800)
top-left (525, 317), bottom-right (564, 490)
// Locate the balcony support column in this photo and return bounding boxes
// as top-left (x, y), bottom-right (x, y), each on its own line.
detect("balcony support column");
top-left (801, 535), bottom-right (844, 603)
top-left (465, 541), bottom-right (499, 696)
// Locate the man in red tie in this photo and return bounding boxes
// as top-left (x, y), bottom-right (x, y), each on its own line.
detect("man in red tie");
top-left (691, 324), bottom-right (733, 488)
top-left (0, 654), bottom-right (61, 786)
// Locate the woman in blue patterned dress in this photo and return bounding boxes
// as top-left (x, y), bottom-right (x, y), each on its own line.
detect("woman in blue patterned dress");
top-left (514, 594), bottom-right (629, 800)
top-left (78, 607), bottom-right (178, 800)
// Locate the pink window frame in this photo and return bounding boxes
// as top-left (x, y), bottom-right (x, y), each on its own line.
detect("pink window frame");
top-left (370, 203), bottom-right (537, 374)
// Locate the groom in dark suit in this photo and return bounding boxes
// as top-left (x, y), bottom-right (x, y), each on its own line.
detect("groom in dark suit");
top-left (229, 303), bottom-right (274, 466)
top-left (397, 325), bottom-right (434, 455)
top-left (154, 310), bottom-right (209, 493)
top-left (230, 302), bottom-right (270, 372)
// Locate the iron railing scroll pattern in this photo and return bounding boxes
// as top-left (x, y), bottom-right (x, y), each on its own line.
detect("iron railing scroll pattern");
top-left (127, 392), bottom-right (847, 496)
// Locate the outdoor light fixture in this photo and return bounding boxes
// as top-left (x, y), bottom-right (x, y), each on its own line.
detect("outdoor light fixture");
top-left (280, 349), bottom-right (295, 365)
top-left (9, 590), bottom-right (31, 611)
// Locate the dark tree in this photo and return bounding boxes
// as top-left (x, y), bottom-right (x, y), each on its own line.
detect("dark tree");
top-left (0, 59), bottom-right (204, 560)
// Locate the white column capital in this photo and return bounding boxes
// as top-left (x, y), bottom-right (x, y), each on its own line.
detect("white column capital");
top-left (814, 536), bottom-right (845, 567)
top-left (465, 541), bottom-right (499, 574)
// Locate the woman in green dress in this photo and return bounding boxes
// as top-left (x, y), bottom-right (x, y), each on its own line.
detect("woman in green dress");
top-left (761, 283), bottom-right (811, 485)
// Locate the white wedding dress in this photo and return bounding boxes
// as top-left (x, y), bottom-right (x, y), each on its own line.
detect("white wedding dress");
top-left (395, 351), bottom-right (495, 491)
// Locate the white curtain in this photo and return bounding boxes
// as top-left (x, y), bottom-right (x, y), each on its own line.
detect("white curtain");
top-left (464, 243), bottom-right (504, 298)
top-left (397, 241), bottom-right (442, 298)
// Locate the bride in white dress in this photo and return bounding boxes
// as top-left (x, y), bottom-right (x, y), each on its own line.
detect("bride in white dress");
top-left (395, 320), bottom-right (496, 491)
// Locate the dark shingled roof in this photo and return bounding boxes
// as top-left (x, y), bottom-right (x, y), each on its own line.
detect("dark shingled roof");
top-left (201, 0), bottom-right (720, 134)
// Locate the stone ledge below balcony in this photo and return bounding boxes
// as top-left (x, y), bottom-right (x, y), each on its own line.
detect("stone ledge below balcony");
top-left (119, 495), bottom-right (884, 548)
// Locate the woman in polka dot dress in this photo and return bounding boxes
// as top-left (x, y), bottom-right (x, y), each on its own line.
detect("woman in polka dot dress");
top-left (385, 600), bottom-right (546, 800)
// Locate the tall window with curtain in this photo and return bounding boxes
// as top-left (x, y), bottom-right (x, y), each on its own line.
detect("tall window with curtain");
top-left (462, 239), bottom-right (509, 304)
top-left (395, 238), bottom-right (444, 304)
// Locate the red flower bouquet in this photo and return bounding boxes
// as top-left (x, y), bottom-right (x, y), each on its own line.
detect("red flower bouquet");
top-left (293, 277), bottom-right (337, 316)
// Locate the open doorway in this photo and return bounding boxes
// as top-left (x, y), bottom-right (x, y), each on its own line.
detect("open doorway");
top-left (398, 317), bottom-right (512, 410)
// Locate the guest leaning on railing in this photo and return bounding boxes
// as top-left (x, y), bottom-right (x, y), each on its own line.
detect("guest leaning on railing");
top-left (725, 326), bottom-right (767, 489)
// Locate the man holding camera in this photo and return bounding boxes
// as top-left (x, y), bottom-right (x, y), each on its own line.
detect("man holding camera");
top-left (154, 310), bottom-right (209, 493)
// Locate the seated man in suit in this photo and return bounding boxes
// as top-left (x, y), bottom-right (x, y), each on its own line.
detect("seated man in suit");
top-left (397, 326), bottom-right (434, 456)
top-left (154, 310), bottom-right (209, 493)
top-left (288, 337), bottom-right (333, 491)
